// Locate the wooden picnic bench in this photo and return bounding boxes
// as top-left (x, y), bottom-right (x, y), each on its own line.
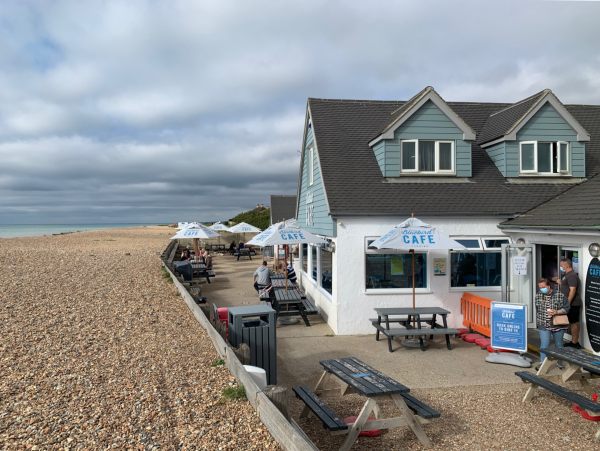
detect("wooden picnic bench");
top-left (372, 307), bottom-right (458, 352)
top-left (294, 356), bottom-right (439, 450)
top-left (518, 347), bottom-right (600, 440)
top-left (259, 285), bottom-right (316, 326)
top-left (234, 248), bottom-right (252, 260)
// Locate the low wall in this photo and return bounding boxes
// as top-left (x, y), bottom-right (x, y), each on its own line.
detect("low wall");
top-left (162, 260), bottom-right (317, 451)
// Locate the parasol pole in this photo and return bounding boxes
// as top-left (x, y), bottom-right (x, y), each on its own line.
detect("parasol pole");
top-left (411, 249), bottom-right (416, 309)
top-left (285, 244), bottom-right (289, 290)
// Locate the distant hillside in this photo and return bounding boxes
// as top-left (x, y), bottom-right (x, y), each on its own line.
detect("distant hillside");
top-left (229, 205), bottom-right (270, 230)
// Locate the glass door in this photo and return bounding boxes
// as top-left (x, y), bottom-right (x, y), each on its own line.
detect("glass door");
top-left (501, 244), bottom-right (535, 325)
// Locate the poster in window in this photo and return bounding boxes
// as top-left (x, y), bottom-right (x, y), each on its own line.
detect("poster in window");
top-left (433, 257), bottom-right (446, 276)
top-left (390, 256), bottom-right (404, 275)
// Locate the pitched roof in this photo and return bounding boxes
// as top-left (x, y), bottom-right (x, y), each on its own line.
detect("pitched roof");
top-left (307, 97), bottom-right (600, 219)
top-left (270, 195), bottom-right (297, 224)
top-left (370, 86), bottom-right (476, 145)
top-left (478, 90), bottom-right (548, 144)
top-left (499, 173), bottom-right (600, 231)
top-left (478, 89), bottom-right (590, 145)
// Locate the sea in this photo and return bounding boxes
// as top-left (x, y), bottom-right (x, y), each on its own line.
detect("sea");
top-left (0, 223), bottom-right (157, 238)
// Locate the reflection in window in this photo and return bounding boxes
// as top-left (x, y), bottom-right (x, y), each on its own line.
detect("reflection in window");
top-left (365, 253), bottom-right (427, 289)
top-left (450, 252), bottom-right (501, 287)
top-left (301, 243), bottom-right (308, 273)
top-left (311, 245), bottom-right (318, 281)
top-left (320, 249), bottom-right (333, 294)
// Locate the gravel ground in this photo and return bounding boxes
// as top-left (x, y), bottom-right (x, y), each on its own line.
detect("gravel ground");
top-left (0, 227), bottom-right (278, 450)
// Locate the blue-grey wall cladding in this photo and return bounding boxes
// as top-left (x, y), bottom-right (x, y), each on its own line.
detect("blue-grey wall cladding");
top-left (374, 100), bottom-right (472, 177)
top-left (296, 123), bottom-right (335, 237)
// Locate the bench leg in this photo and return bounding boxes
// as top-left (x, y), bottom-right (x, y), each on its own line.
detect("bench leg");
top-left (391, 394), bottom-right (431, 448)
top-left (442, 315), bottom-right (452, 350)
top-left (301, 371), bottom-right (329, 418)
top-left (523, 357), bottom-right (553, 402)
top-left (387, 335), bottom-right (394, 353)
top-left (299, 307), bottom-right (311, 327)
top-left (340, 398), bottom-right (377, 451)
top-left (375, 316), bottom-right (381, 341)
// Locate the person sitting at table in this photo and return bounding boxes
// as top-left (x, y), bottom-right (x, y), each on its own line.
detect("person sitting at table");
top-left (253, 260), bottom-right (272, 293)
top-left (286, 262), bottom-right (297, 283)
top-left (534, 277), bottom-right (570, 370)
top-left (180, 248), bottom-right (191, 261)
top-left (228, 241), bottom-right (236, 254)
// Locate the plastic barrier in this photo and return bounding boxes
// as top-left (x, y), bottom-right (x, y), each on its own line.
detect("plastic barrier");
top-left (463, 333), bottom-right (483, 343)
top-left (460, 292), bottom-right (492, 337)
top-left (343, 416), bottom-right (381, 437)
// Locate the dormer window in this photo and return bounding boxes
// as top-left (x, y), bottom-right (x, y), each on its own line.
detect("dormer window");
top-left (519, 141), bottom-right (570, 175)
top-left (401, 139), bottom-right (454, 174)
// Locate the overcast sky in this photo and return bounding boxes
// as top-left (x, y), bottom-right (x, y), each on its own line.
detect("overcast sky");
top-left (1, 0), bottom-right (600, 224)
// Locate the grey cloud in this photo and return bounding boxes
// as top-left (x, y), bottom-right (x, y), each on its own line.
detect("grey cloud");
top-left (1, 0), bottom-right (600, 224)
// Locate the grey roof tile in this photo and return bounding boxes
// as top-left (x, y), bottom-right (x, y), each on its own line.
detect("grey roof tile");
top-left (307, 97), bottom-right (600, 219)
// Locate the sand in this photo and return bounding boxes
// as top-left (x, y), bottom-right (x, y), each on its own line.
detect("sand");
top-left (0, 226), bottom-right (278, 450)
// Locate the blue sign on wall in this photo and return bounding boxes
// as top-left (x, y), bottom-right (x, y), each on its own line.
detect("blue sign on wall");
top-left (491, 302), bottom-right (527, 353)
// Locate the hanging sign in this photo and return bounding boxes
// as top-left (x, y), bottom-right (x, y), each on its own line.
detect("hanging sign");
top-left (491, 302), bottom-right (527, 352)
top-left (585, 257), bottom-right (600, 352)
top-left (512, 256), bottom-right (527, 276)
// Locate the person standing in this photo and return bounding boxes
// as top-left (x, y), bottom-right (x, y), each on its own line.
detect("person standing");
top-left (534, 277), bottom-right (570, 369)
top-left (559, 258), bottom-right (582, 348)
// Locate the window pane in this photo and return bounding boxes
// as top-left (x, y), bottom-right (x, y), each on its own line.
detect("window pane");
top-left (419, 141), bottom-right (435, 172)
top-left (402, 141), bottom-right (416, 171)
top-left (311, 245), bottom-right (318, 280)
top-left (560, 143), bottom-right (569, 172)
top-left (302, 243), bottom-right (308, 273)
top-left (483, 238), bottom-right (509, 249)
top-left (455, 239), bottom-right (481, 249)
top-left (439, 142), bottom-right (452, 170)
top-left (450, 252), bottom-right (502, 287)
top-left (320, 249), bottom-right (333, 294)
top-left (538, 142), bottom-right (552, 173)
top-left (521, 143), bottom-right (535, 171)
top-left (365, 253), bottom-right (427, 289)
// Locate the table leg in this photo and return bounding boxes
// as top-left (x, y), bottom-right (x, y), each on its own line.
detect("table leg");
top-left (523, 357), bottom-right (553, 402)
top-left (391, 394), bottom-right (431, 447)
top-left (340, 398), bottom-right (377, 451)
top-left (376, 315), bottom-right (381, 341)
top-left (442, 314), bottom-right (452, 350)
top-left (416, 314), bottom-right (426, 351)
top-left (299, 303), bottom-right (311, 327)
top-left (430, 314), bottom-right (437, 339)
top-left (301, 371), bottom-right (329, 418)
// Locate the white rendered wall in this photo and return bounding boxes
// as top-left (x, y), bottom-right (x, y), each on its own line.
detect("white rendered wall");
top-left (334, 216), bottom-right (506, 335)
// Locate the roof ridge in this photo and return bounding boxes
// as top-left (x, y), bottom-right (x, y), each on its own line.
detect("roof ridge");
top-left (388, 86), bottom-right (433, 117)
top-left (489, 89), bottom-right (549, 117)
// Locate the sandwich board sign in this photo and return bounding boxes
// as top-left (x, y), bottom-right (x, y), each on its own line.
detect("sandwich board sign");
top-left (490, 302), bottom-right (527, 353)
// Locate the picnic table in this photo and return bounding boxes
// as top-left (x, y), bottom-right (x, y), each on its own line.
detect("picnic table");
top-left (517, 347), bottom-right (600, 440)
top-left (234, 248), bottom-right (252, 260)
top-left (372, 307), bottom-right (458, 352)
top-left (258, 284), bottom-right (316, 326)
top-left (293, 356), bottom-right (439, 450)
top-left (270, 277), bottom-right (298, 289)
top-left (190, 261), bottom-right (215, 283)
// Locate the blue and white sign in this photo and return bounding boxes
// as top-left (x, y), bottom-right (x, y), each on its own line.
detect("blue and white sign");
top-left (490, 302), bottom-right (527, 352)
top-left (246, 220), bottom-right (326, 246)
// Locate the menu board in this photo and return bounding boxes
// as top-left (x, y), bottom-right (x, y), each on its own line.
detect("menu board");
top-left (585, 257), bottom-right (600, 352)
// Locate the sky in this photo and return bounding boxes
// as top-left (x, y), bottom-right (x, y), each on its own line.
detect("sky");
top-left (1, 0), bottom-right (600, 224)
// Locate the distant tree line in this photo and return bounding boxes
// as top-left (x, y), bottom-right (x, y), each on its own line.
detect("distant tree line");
top-left (229, 205), bottom-right (270, 230)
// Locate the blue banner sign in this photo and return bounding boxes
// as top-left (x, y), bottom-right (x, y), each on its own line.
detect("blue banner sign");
top-left (490, 302), bottom-right (527, 352)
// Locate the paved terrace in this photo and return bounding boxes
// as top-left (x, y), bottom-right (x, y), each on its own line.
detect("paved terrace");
top-left (202, 251), bottom-right (599, 450)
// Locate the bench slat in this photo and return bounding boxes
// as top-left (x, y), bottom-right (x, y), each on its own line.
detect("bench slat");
top-left (373, 324), bottom-right (458, 337)
top-left (516, 371), bottom-right (600, 413)
top-left (293, 386), bottom-right (348, 431)
top-left (400, 392), bottom-right (441, 419)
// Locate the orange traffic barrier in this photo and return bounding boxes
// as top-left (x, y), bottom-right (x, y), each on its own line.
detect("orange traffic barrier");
top-left (460, 292), bottom-right (492, 337)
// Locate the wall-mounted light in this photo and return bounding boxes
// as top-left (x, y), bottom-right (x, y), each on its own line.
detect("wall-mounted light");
top-left (516, 238), bottom-right (526, 249)
top-left (589, 242), bottom-right (600, 258)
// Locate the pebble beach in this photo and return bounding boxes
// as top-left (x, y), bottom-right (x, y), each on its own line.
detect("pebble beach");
top-left (0, 226), bottom-right (278, 450)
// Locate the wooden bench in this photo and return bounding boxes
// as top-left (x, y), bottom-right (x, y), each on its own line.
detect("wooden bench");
top-left (400, 392), bottom-right (441, 419)
top-left (372, 322), bottom-right (458, 352)
top-left (516, 371), bottom-right (600, 413)
top-left (293, 385), bottom-right (348, 432)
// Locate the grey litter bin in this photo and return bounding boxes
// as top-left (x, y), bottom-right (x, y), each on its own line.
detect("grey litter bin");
top-left (228, 305), bottom-right (277, 384)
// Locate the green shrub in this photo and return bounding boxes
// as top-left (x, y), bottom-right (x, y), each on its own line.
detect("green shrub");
top-left (221, 384), bottom-right (246, 401)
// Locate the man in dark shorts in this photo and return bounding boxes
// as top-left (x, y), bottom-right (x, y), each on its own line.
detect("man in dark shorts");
top-left (559, 258), bottom-right (582, 348)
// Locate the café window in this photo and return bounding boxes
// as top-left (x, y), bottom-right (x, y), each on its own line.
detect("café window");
top-left (450, 237), bottom-right (509, 288)
top-left (320, 248), bottom-right (333, 294)
top-left (365, 238), bottom-right (427, 289)
top-left (520, 141), bottom-right (570, 175)
top-left (301, 243), bottom-right (308, 273)
top-left (311, 244), bottom-right (318, 281)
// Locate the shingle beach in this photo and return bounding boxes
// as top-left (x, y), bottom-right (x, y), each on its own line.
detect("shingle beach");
top-left (0, 226), bottom-right (278, 450)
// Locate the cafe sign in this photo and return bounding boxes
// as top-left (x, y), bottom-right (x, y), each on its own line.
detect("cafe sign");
top-left (585, 257), bottom-right (600, 352)
top-left (491, 302), bottom-right (527, 353)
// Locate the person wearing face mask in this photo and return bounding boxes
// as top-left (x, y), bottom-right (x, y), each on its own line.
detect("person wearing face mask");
top-left (534, 277), bottom-right (570, 369)
top-left (558, 258), bottom-right (582, 349)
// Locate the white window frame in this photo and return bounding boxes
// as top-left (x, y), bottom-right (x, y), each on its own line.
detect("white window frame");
top-left (399, 139), bottom-right (455, 174)
top-left (519, 140), bottom-right (571, 175)
top-left (308, 146), bottom-right (314, 186)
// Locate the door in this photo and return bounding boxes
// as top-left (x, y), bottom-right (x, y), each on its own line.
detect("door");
top-left (501, 244), bottom-right (535, 325)
top-left (560, 246), bottom-right (581, 274)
